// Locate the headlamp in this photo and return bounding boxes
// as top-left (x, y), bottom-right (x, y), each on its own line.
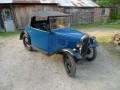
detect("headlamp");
top-left (76, 43), bottom-right (82, 48)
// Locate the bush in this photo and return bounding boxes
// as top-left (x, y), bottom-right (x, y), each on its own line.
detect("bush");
top-left (108, 19), bottom-right (120, 24)
top-left (110, 8), bottom-right (117, 20)
top-left (116, 13), bottom-right (120, 19)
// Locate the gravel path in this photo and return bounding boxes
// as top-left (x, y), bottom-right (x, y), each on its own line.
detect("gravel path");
top-left (0, 28), bottom-right (120, 90)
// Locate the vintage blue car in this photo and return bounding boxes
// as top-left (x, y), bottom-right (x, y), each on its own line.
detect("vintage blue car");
top-left (20, 11), bottom-right (99, 77)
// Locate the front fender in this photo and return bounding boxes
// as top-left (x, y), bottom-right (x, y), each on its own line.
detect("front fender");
top-left (90, 41), bottom-right (99, 48)
top-left (61, 48), bottom-right (83, 62)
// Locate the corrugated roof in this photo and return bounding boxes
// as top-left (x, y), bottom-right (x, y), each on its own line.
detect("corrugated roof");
top-left (57, 0), bottom-right (99, 7)
top-left (0, 0), bottom-right (99, 7)
top-left (13, 0), bottom-right (58, 3)
top-left (40, 0), bottom-right (58, 3)
top-left (0, 0), bottom-right (58, 3)
top-left (0, 0), bottom-right (12, 3)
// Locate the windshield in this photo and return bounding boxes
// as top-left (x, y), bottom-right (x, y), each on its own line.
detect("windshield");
top-left (50, 17), bottom-right (71, 30)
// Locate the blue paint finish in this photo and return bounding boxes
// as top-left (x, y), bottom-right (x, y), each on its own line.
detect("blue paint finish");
top-left (51, 28), bottom-right (85, 50)
top-left (52, 28), bottom-right (85, 39)
top-left (48, 33), bottom-right (57, 52)
top-left (25, 26), bottom-right (49, 52)
top-left (25, 26), bottom-right (98, 54)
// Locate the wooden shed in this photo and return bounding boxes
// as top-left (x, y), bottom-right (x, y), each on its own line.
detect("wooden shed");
top-left (0, 0), bottom-right (102, 32)
top-left (56, 0), bottom-right (100, 25)
top-left (0, 0), bottom-right (58, 32)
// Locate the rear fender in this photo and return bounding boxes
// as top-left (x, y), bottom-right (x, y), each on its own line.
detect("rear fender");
top-left (19, 30), bottom-right (31, 44)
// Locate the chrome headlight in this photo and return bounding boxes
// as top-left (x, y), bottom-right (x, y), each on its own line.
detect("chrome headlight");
top-left (76, 35), bottom-right (87, 48)
top-left (76, 43), bottom-right (83, 54)
top-left (81, 35), bottom-right (87, 40)
top-left (73, 48), bottom-right (77, 51)
top-left (76, 44), bottom-right (80, 48)
top-left (76, 43), bottom-right (82, 48)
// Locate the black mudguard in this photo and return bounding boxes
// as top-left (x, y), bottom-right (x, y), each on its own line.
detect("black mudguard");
top-left (61, 48), bottom-right (83, 63)
top-left (20, 30), bottom-right (28, 40)
top-left (19, 30), bottom-right (31, 44)
top-left (90, 40), bottom-right (99, 48)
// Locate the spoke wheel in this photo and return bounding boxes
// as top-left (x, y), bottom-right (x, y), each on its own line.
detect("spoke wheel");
top-left (23, 34), bottom-right (32, 51)
top-left (63, 53), bottom-right (76, 77)
top-left (86, 47), bottom-right (97, 61)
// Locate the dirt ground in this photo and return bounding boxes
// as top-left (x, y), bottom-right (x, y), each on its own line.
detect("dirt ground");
top-left (0, 28), bottom-right (120, 90)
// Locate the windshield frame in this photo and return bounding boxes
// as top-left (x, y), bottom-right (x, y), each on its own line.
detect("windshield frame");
top-left (49, 16), bottom-right (71, 31)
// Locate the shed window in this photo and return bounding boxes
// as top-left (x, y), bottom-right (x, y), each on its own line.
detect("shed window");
top-left (3, 10), bottom-right (12, 21)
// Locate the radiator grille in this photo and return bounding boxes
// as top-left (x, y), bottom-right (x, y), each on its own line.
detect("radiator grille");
top-left (81, 36), bottom-right (90, 54)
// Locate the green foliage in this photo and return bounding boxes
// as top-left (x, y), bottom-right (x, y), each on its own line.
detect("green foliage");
top-left (98, 0), bottom-right (120, 20)
top-left (110, 8), bottom-right (117, 19)
top-left (106, 19), bottom-right (120, 24)
top-left (109, 7), bottom-right (120, 20)
top-left (98, 0), bottom-right (120, 6)
top-left (98, 0), bottom-right (113, 6)
top-left (116, 13), bottom-right (120, 19)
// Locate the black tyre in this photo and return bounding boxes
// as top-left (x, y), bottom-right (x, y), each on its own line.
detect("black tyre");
top-left (63, 53), bottom-right (76, 77)
top-left (86, 47), bottom-right (97, 61)
top-left (23, 34), bottom-right (32, 51)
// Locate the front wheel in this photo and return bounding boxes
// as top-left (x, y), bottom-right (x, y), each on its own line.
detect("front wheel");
top-left (86, 47), bottom-right (97, 61)
top-left (63, 53), bottom-right (76, 77)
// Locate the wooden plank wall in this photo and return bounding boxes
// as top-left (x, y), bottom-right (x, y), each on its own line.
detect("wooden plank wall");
top-left (94, 8), bottom-right (102, 23)
top-left (12, 5), bottom-right (58, 29)
top-left (64, 8), bottom-right (94, 25)
top-left (0, 9), bottom-right (5, 32)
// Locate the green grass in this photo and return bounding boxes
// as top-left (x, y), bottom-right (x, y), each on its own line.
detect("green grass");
top-left (97, 36), bottom-right (120, 59)
top-left (0, 30), bottom-right (21, 37)
top-left (73, 23), bottom-right (120, 29)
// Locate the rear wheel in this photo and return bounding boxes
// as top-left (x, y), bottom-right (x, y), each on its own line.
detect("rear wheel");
top-left (63, 53), bottom-right (76, 77)
top-left (23, 34), bottom-right (32, 51)
top-left (86, 47), bottom-right (97, 61)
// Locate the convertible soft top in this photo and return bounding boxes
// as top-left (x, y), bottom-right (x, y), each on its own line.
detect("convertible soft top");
top-left (31, 11), bottom-right (71, 18)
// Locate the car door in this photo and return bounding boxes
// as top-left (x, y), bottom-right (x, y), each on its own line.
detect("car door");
top-left (30, 27), bottom-right (49, 52)
top-left (48, 33), bottom-right (56, 53)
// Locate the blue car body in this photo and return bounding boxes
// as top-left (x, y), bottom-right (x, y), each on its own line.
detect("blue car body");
top-left (20, 11), bottom-right (99, 63)
top-left (20, 11), bottom-right (99, 77)
top-left (25, 26), bottom-right (86, 53)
